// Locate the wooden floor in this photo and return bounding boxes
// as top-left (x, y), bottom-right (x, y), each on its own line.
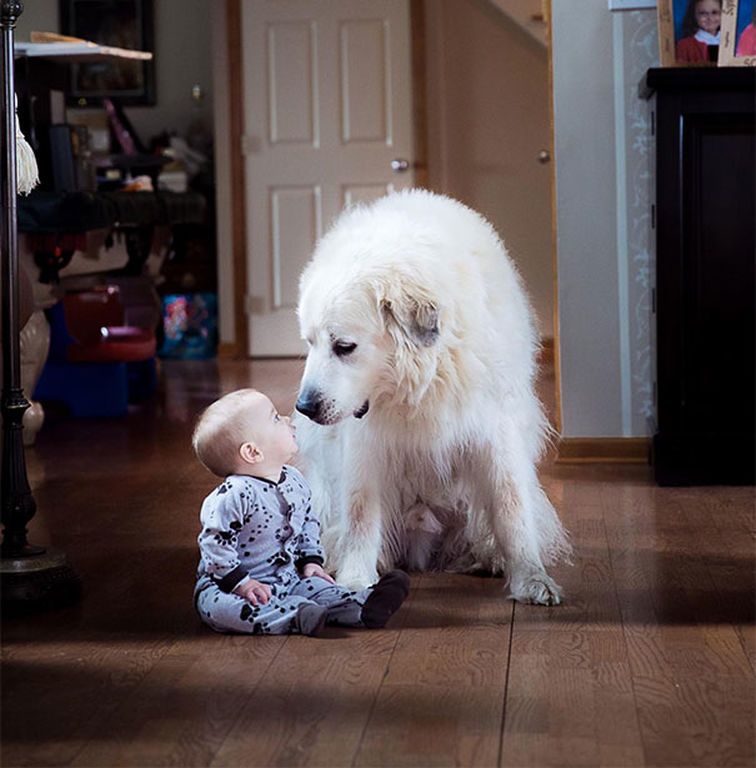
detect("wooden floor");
top-left (1, 358), bottom-right (754, 768)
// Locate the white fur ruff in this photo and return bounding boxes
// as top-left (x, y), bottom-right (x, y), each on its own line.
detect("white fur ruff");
top-left (295, 190), bottom-right (571, 605)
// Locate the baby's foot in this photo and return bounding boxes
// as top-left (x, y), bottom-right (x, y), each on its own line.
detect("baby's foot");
top-left (296, 603), bottom-right (327, 636)
top-left (361, 570), bottom-right (410, 628)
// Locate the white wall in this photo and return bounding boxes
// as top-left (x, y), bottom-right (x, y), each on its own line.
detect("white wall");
top-left (425, 0), bottom-right (554, 338)
top-left (124, 0), bottom-right (213, 145)
top-left (14, 0), bottom-right (213, 149)
top-left (14, 0), bottom-right (58, 39)
top-left (552, 0), bottom-right (657, 437)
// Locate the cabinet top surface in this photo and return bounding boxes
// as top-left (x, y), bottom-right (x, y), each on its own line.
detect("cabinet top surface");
top-left (641, 67), bottom-right (756, 99)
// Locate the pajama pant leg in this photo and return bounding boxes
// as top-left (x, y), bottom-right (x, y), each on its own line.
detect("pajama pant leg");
top-left (195, 576), bottom-right (316, 635)
top-left (289, 576), bottom-right (373, 626)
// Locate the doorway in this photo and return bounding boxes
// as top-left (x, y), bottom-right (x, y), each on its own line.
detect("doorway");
top-left (221, 0), bottom-right (555, 373)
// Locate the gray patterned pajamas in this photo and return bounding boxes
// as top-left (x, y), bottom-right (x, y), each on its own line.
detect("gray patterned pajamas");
top-left (194, 466), bottom-right (371, 635)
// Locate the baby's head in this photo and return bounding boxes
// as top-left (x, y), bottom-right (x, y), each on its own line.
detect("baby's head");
top-left (192, 388), bottom-right (297, 478)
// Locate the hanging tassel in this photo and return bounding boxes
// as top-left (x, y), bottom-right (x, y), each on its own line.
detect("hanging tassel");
top-left (15, 94), bottom-right (39, 195)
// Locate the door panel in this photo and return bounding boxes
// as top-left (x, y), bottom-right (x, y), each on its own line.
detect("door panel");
top-left (342, 183), bottom-right (393, 208)
top-left (267, 22), bottom-right (317, 145)
top-left (270, 185), bottom-right (322, 309)
top-left (243, 0), bottom-right (414, 357)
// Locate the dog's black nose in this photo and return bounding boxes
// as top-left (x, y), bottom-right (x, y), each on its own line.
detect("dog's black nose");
top-left (295, 390), bottom-right (321, 420)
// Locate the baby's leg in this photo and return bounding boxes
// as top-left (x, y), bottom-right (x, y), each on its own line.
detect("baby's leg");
top-left (195, 577), bottom-right (321, 635)
top-left (290, 572), bottom-right (410, 628)
top-left (289, 576), bottom-right (370, 626)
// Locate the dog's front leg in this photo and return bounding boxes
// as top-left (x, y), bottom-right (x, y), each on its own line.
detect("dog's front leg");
top-left (335, 483), bottom-right (383, 590)
top-left (481, 442), bottom-right (564, 606)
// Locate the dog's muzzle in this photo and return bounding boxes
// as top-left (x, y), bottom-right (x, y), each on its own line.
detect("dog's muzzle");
top-left (353, 400), bottom-right (369, 419)
top-left (295, 389), bottom-right (322, 421)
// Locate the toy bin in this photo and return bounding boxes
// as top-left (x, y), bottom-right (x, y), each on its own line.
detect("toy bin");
top-left (159, 292), bottom-right (217, 360)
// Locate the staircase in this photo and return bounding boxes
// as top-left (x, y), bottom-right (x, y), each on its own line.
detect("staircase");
top-left (486, 0), bottom-right (548, 47)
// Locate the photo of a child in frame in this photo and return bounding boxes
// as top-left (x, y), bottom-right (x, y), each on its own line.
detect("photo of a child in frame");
top-left (675, 0), bottom-right (722, 63)
top-left (719, 0), bottom-right (756, 65)
top-left (735, 0), bottom-right (756, 55)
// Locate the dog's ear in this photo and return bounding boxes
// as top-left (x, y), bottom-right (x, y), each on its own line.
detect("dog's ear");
top-left (381, 294), bottom-right (440, 348)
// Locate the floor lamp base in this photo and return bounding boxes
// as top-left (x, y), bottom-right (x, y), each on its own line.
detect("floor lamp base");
top-left (1, 550), bottom-right (81, 614)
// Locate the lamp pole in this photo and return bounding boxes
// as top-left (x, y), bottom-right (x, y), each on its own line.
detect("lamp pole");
top-left (1, 0), bottom-right (79, 609)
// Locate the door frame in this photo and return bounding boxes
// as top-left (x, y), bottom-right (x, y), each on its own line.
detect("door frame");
top-left (545, 0), bottom-right (563, 434)
top-left (224, 0), bottom-right (428, 359)
top-left (222, 0), bottom-right (566, 447)
top-left (224, 0), bottom-right (248, 359)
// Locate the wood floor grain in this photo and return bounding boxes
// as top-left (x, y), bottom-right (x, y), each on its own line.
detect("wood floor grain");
top-left (354, 574), bottom-right (513, 768)
top-left (1, 359), bottom-right (754, 767)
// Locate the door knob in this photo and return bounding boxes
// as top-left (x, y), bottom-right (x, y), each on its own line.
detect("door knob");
top-left (537, 149), bottom-right (551, 164)
top-left (391, 158), bottom-right (411, 172)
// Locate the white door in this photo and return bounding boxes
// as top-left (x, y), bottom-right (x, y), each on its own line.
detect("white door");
top-left (242, 0), bottom-right (415, 357)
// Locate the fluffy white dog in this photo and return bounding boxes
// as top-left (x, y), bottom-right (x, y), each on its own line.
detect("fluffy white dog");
top-left (294, 190), bottom-right (570, 604)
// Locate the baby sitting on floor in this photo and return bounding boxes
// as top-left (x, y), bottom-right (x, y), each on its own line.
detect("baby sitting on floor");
top-left (192, 388), bottom-right (410, 636)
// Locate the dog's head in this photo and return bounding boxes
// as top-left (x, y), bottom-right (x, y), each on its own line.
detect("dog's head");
top-left (296, 262), bottom-right (442, 426)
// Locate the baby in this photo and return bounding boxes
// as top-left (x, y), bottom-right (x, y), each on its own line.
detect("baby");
top-left (192, 388), bottom-right (410, 636)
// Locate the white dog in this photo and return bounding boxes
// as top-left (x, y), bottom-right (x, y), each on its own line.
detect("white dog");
top-left (294, 190), bottom-right (570, 605)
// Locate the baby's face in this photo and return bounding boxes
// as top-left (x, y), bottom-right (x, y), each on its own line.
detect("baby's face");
top-left (695, 0), bottom-right (721, 34)
top-left (244, 393), bottom-right (298, 465)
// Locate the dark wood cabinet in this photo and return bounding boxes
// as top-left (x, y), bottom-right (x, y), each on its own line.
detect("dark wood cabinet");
top-left (642, 68), bottom-right (755, 486)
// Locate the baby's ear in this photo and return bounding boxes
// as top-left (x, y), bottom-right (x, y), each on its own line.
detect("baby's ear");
top-left (239, 442), bottom-right (263, 465)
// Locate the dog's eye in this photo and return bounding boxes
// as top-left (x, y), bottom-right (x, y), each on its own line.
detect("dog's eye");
top-left (333, 342), bottom-right (357, 358)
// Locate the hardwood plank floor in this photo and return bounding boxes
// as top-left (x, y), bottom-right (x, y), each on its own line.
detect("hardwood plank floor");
top-left (355, 574), bottom-right (513, 767)
top-left (501, 478), bottom-right (646, 767)
top-left (1, 359), bottom-right (754, 767)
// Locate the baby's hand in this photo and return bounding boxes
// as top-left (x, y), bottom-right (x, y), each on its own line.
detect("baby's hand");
top-left (302, 562), bottom-right (336, 584)
top-left (234, 578), bottom-right (272, 606)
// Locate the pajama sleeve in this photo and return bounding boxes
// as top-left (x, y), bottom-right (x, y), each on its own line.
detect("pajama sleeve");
top-left (197, 482), bottom-right (252, 593)
top-left (294, 500), bottom-right (326, 570)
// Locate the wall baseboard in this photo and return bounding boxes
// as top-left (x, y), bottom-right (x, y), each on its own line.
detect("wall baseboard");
top-left (217, 342), bottom-right (242, 360)
top-left (556, 437), bottom-right (650, 464)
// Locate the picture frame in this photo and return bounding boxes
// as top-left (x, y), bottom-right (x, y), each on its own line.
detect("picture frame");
top-left (60, 0), bottom-right (156, 106)
top-left (719, 0), bottom-right (756, 65)
top-left (657, 0), bottom-right (721, 66)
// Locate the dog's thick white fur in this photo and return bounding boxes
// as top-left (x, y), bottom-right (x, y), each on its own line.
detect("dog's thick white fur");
top-left (294, 190), bottom-right (570, 605)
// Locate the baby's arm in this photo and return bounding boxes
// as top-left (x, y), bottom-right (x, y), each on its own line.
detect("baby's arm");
top-left (284, 468), bottom-right (332, 580)
top-left (198, 482), bottom-right (253, 594)
top-left (294, 501), bottom-right (326, 570)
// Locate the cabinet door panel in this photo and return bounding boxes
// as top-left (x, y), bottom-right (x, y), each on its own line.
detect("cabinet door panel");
top-left (680, 115), bottom-right (755, 434)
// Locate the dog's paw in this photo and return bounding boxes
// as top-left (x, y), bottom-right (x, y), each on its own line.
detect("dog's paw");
top-left (509, 571), bottom-right (563, 606)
